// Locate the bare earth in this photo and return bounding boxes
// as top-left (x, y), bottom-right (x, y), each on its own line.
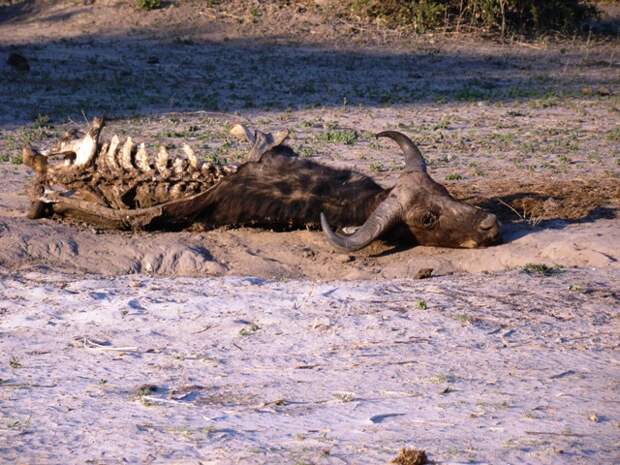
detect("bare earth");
top-left (0, 1), bottom-right (619, 464)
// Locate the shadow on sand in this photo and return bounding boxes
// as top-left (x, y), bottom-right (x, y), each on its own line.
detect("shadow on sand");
top-left (1, 1), bottom-right (618, 126)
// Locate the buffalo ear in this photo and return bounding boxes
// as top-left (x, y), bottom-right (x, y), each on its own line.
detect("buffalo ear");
top-left (230, 124), bottom-right (257, 144)
top-left (230, 124), bottom-right (289, 162)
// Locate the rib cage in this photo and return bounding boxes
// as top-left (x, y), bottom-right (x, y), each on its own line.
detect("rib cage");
top-left (30, 118), bottom-right (238, 209)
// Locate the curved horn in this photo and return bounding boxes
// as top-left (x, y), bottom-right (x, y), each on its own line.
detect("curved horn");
top-left (376, 131), bottom-right (426, 172)
top-left (320, 194), bottom-right (402, 252)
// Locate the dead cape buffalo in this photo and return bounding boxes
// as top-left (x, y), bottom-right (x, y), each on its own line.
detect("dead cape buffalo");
top-left (22, 118), bottom-right (501, 252)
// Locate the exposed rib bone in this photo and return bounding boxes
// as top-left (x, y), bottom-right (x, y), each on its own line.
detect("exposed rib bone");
top-left (119, 137), bottom-right (135, 172)
top-left (135, 143), bottom-right (151, 173)
top-left (24, 116), bottom-right (245, 216)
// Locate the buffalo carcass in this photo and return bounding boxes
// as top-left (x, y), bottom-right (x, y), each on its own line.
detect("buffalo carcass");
top-left (22, 118), bottom-right (501, 252)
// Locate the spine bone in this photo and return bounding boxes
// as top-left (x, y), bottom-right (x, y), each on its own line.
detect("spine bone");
top-left (135, 143), bottom-right (152, 173)
top-left (74, 117), bottom-right (103, 167)
top-left (156, 146), bottom-right (171, 178)
top-left (104, 135), bottom-right (121, 172)
top-left (119, 137), bottom-right (135, 172)
top-left (182, 144), bottom-right (199, 170)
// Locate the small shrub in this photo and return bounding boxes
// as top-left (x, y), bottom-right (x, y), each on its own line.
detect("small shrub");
top-left (606, 127), bottom-right (620, 143)
top-left (318, 129), bottom-right (359, 145)
top-left (136, 0), bottom-right (160, 11)
top-left (522, 262), bottom-right (563, 276)
top-left (349, 0), bottom-right (599, 35)
top-left (32, 113), bottom-right (50, 129)
top-left (239, 322), bottom-right (260, 336)
top-left (369, 161), bottom-right (386, 172)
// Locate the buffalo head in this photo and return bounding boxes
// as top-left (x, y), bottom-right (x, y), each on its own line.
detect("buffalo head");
top-left (320, 131), bottom-right (501, 251)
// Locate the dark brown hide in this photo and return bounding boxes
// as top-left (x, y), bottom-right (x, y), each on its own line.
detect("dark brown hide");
top-left (200, 146), bottom-right (388, 230)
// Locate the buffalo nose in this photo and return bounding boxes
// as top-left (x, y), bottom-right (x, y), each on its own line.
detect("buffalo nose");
top-left (479, 213), bottom-right (497, 231)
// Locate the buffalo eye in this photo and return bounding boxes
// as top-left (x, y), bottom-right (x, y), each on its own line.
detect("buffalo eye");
top-left (419, 211), bottom-right (438, 229)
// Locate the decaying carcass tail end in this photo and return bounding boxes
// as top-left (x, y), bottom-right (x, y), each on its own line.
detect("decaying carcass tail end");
top-left (320, 131), bottom-right (502, 252)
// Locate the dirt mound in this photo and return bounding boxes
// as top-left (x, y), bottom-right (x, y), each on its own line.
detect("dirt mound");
top-left (450, 177), bottom-right (620, 224)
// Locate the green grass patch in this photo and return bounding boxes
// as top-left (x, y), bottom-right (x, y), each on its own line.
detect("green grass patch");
top-left (317, 129), bottom-right (359, 145)
top-left (522, 263), bottom-right (563, 276)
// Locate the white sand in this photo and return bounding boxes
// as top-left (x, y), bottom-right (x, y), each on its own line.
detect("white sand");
top-left (1, 267), bottom-right (618, 464)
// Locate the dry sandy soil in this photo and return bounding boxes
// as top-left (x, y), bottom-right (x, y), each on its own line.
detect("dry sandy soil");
top-left (0, 1), bottom-right (619, 464)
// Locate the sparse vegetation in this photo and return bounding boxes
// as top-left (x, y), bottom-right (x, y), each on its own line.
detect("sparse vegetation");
top-left (318, 129), bottom-right (359, 145)
top-left (135, 384), bottom-right (158, 397)
top-left (239, 322), bottom-right (260, 336)
top-left (454, 313), bottom-right (475, 325)
top-left (607, 127), bottom-right (620, 143)
top-left (369, 161), bottom-right (386, 172)
top-left (349, 0), bottom-right (599, 35)
top-left (135, 0), bottom-right (160, 10)
top-left (522, 263), bottom-right (563, 276)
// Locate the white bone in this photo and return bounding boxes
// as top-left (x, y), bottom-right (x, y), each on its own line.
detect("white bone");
top-left (119, 137), bottom-right (135, 172)
top-left (105, 135), bottom-right (121, 171)
top-left (74, 131), bottom-right (97, 167)
top-left (182, 144), bottom-right (199, 170)
top-left (135, 143), bottom-right (151, 173)
top-left (173, 157), bottom-right (187, 176)
top-left (156, 146), bottom-right (170, 176)
top-left (73, 117), bottom-right (104, 167)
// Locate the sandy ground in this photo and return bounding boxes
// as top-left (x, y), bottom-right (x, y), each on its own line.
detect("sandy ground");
top-left (1, 267), bottom-right (619, 465)
top-left (0, 1), bottom-right (619, 464)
